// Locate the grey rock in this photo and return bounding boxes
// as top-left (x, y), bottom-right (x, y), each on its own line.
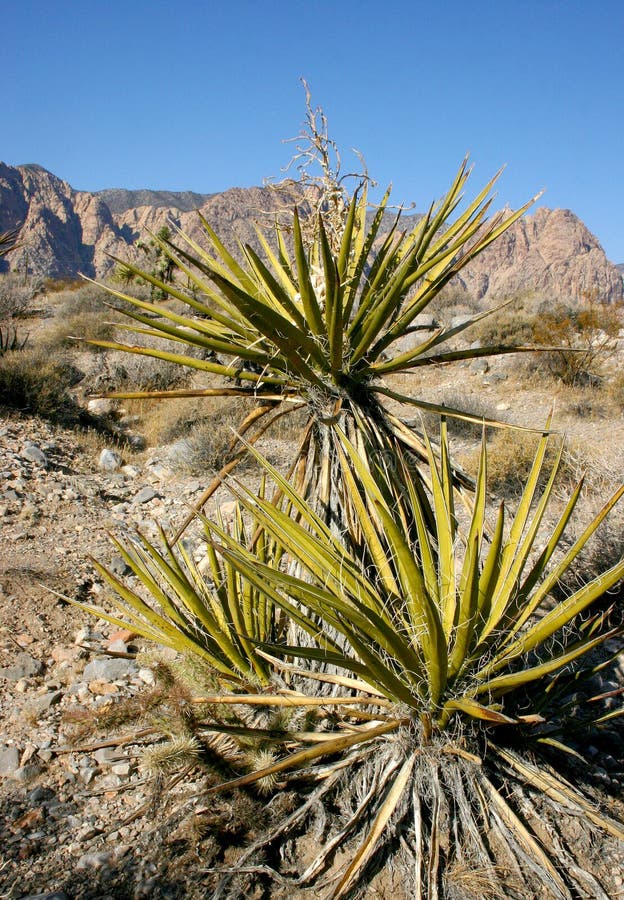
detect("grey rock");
top-left (118, 414), bottom-right (141, 427)
top-left (107, 638), bottom-right (129, 654)
top-left (126, 433), bottom-right (147, 450)
top-left (20, 894), bottom-right (70, 900)
top-left (83, 657), bottom-right (136, 681)
top-left (120, 464), bottom-right (141, 478)
top-left (165, 440), bottom-right (191, 465)
top-left (21, 444), bottom-right (47, 466)
top-left (108, 555), bottom-right (132, 577)
top-left (80, 766), bottom-right (99, 784)
top-left (0, 745), bottom-right (21, 776)
top-left (13, 763), bottom-right (43, 782)
top-left (27, 785), bottom-right (50, 802)
top-left (471, 359), bottom-right (490, 374)
top-left (87, 398), bottom-right (115, 416)
top-left (30, 690), bottom-right (63, 718)
top-left (133, 486), bottom-right (158, 504)
top-left (98, 448), bottom-right (123, 472)
top-left (0, 652), bottom-right (44, 681)
top-left (94, 747), bottom-right (120, 766)
top-left (76, 850), bottom-right (114, 870)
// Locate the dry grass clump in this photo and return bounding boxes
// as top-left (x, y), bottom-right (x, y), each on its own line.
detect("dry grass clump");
top-left (0, 271), bottom-right (45, 321)
top-left (37, 282), bottom-right (119, 352)
top-left (174, 398), bottom-right (257, 474)
top-left (418, 391), bottom-right (500, 439)
top-left (471, 296), bottom-right (538, 347)
top-left (0, 346), bottom-right (84, 424)
top-left (459, 429), bottom-right (573, 497)
top-left (532, 302), bottom-right (620, 386)
top-left (605, 370), bottom-right (624, 412)
top-left (556, 383), bottom-right (611, 421)
top-left (127, 394), bottom-right (256, 461)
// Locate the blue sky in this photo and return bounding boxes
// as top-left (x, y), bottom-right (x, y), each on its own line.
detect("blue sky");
top-left (4, 0), bottom-right (624, 261)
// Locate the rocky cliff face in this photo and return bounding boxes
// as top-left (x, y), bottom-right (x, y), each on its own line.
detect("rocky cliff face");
top-left (454, 207), bottom-right (623, 304)
top-left (1, 161), bottom-right (622, 303)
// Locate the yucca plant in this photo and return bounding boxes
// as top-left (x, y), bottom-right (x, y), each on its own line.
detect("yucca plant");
top-left (81, 424), bottom-right (624, 898)
top-left (0, 228), bottom-right (20, 257)
top-left (88, 155), bottom-right (543, 541)
top-left (77, 489), bottom-right (285, 688)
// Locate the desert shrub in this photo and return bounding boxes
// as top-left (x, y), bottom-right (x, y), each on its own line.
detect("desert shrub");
top-left (532, 301), bottom-right (620, 385)
top-left (39, 311), bottom-right (116, 353)
top-left (168, 398), bottom-right (256, 473)
top-left (30, 283), bottom-right (119, 353)
top-left (419, 391), bottom-right (500, 439)
top-left (0, 325), bottom-right (29, 355)
top-left (461, 428), bottom-right (573, 497)
top-left (43, 277), bottom-right (84, 294)
top-left (557, 383), bottom-right (610, 420)
top-left (426, 285), bottom-right (483, 327)
top-left (55, 282), bottom-right (112, 315)
top-left (605, 369), bottom-right (624, 411)
top-left (0, 272), bottom-right (45, 321)
top-left (471, 298), bottom-right (538, 347)
top-left (114, 350), bottom-right (193, 392)
top-left (0, 346), bottom-right (84, 423)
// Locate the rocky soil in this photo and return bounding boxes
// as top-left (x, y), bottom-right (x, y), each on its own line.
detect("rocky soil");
top-left (0, 410), bottom-right (279, 900)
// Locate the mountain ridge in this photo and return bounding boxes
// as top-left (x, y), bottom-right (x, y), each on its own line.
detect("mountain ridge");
top-left (1, 161), bottom-right (622, 304)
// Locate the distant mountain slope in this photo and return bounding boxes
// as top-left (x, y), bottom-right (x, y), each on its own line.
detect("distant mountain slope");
top-left (95, 187), bottom-right (215, 215)
top-left (1, 161), bottom-right (622, 304)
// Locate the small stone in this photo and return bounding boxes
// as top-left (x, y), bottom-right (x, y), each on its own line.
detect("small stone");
top-left (88, 680), bottom-right (119, 695)
top-left (106, 638), bottom-right (129, 654)
top-left (0, 745), bottom-right (21, 776)
top-left (21, 744), bottom-right (38, 764)
top-left (108, 556), bottom-right (132, 577)
top-left (107, 628), bottom-right (138, 645)
top-left (133, 486), bottom-right (158, 505)
top-left (137, 668), bottom-right (155, 685)
top-left (76, 850), bottom-right (114, 870)
top-left (111, 762), bottom-right (132, 777)
top-left (29, 690), bottom-right (63, 717)
top-left (98, 449), bottom-right (123, 472)
top-left (88, 398), bottom-right (115, 416)
top-left (27, 785), bottom-right (50, 802)
top-left (80, 767), bottom-right (98, 784)
top-left (470, 359), bottom-right (490, 375)
top-left (37, 748), bottom-right (54, 762)
top-left (0, 652), bottom-right (44, 681)
top-left (15, 632), bottom-right (35, 647)
top-left (12, 807), bottom-right (45, 831)
top-left (51, 645), bottom-right (83, 664)
top-left (74, 626), bottom-right (95, 645)
top-left (21, 444), bottom-right (47, 466)
top-left (121, 464), bottom-right (141, 478)
top-left (18, 892), bottom-right (69, 900)
top-left (496, 402), bottom-right (511, 411)
top-left (94, 747), bottom-right (123, 766)
top-left (13, 763), bottom-right (43, 783)
top-left (126, 433), bottom-right (146, 450)
top-left (83, 657), bottom-right (136, 681)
